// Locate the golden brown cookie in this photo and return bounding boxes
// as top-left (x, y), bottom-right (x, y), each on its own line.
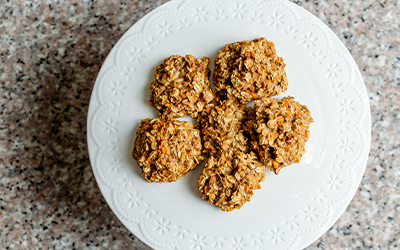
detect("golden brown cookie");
top-left (213, 37), bottom-right (288, 104)
top-left (149, 55), bottom-right (215, 118)
top-left (253, 97), bottom-right (313, 174)
top-left (197, 98), bottom-right (254, 158)
top-left (132, 118), bottom-right (203, 183)
top-left (198, 151), bottom-right (266, 211)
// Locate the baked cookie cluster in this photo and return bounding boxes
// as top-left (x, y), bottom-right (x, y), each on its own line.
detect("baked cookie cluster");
top-left (134, 54), bottom-right (214, 183)
top-left (132, 38), bottom-right (313, 212)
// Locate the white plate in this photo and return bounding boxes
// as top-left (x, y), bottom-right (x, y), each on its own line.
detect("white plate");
top-left (87, 0), bottom-right (371, 249)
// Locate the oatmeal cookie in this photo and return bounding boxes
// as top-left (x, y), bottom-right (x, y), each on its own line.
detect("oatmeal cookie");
top-left (149, 55), bottom-right (215, 118)
top-left (198, 151), bottom-right (266, 211)
top-left (132, 118), bottom-right (203, 183)
top-left (213, 37), bottom-right (288, 104)
top-left (197, 98), bottom-right (254, 158)
top-left (253, 97), bottom-right (313, 174)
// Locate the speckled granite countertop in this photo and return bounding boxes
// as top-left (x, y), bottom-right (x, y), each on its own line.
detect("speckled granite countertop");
top-left (1, 0), bottom-right (399, 249)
